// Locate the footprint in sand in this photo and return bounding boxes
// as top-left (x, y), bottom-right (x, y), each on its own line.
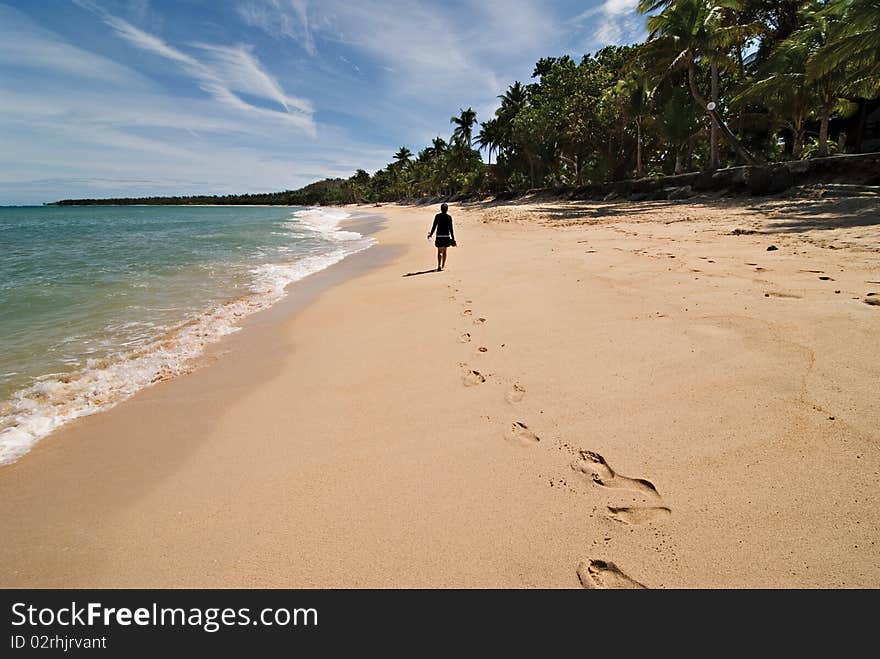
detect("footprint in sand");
top-left (505, 383), bottom-right (526, 404)
top-left (478, 346), bottom-right (488, 353)
top-left (505, 421), bottom-right (539, 446)
top-left (462, 369), bottom-right (486, 387)
top-left (577, 559), bottom-right (646, 589)
top-left (571, 450), bottom-right (660, 499)
top-left (475, 317), bottom-right (487, 324)
top-left (764, 291), bottom-right (802, 299)
top-left (458, 332), bottom-right (472, 343)
top-left (606, 505), bottom-right (671, 525)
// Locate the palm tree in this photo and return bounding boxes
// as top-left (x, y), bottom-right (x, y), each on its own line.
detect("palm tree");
top-left (616, 70), bottom-right (652, 177)
top-left (736, 3), bottom-right (855, 158)
top-left (734, 46), bottom-right (812, 158)
top-left (810, 0), bottom-right (880, 153)
top-left (393, 146), bottom-right (412, 166)
top-left (450, 107), bottom-right (478, 147)
top-left (428, 136), bottom-right (447, 156)
top-left (656, 80), bottom-right (702, 173)
top-left (812, 0), bottom-right (880, 86)
top-left (640, 0), bottom-right (762, 166)
top-left (475, 118), bottom-right (502, 165)
top-left (498, 81), bottom-right (529, 117)
top-left (493, 81), bottom-right (531, 182)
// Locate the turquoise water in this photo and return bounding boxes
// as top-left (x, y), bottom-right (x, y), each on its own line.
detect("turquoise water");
top-left (0, 205), bottom-right (372, 464)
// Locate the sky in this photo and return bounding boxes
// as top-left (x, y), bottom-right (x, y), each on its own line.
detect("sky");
top-left (0, 0), bottom-right (647, 205)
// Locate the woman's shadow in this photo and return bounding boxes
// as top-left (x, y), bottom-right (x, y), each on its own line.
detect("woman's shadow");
top-left (402, 268), bottom-right (440, 277)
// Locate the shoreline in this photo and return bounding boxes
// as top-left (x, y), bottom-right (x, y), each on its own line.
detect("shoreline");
top-left (0, 207), bottom-right (384, 466)
top-left (1, 196), bottom-right (877, 588)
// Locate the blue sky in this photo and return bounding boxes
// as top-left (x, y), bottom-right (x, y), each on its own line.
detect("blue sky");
top-left (0, 0), bottom-right (646, 204)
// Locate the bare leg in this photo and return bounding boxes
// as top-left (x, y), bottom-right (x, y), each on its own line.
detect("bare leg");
top-left (436, 248), bottom-right (442, 271)
top-left (439, 247), bottom-right (447, 270)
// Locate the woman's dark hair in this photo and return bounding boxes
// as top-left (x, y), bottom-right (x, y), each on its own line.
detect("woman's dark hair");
top-left (440, 203), bottom-right (448, 212)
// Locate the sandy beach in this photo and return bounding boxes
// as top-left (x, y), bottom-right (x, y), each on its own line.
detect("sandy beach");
top-left (1, 193), bottom-right (878, 588)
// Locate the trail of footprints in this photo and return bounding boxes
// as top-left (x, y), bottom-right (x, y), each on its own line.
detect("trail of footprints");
top-left (568, 450), bottom-right (670, 588)
top-left (448, 281), bottom-right (660, 588)
top-left (450, 284), bottom-right (530, 443)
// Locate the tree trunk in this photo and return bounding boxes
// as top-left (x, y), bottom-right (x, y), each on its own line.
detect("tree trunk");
top-left (855, 99), bottom-right (867, 153)
top-left (687, 60), bottom-right (761, 166)
top-left (710, 63), bottom-right (719, 170)
top-left (674, 146), bottom-right (685, 175)
top-left (819, 111), bottom-right (830, 157)
top-left (792, 126), bottom-right (804, 160)
top-left (636, 119), bottom-right (643, 178)
top-left (736, 48), bottom-right (746, 164)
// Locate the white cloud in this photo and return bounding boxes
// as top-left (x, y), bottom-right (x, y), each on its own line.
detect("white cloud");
top-left (73, 0), bottom-right (315, 134)
top-left (191, 43), bottom-right (313, 114)
top-left (573, 0), bottom-right (645, 51)
top-left (233, 0), bottom-right (562, 141)
top-left (604, 0), bottom-right (639, 15)
top-left (237, 0), bottom-right (316, 55)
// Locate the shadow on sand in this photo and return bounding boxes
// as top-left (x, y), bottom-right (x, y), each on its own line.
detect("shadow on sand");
top-left (403, 268), bottom-right (440, 277)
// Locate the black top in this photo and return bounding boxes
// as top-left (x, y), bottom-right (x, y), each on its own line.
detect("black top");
top-left (430, 212), bottom-right (455, 240)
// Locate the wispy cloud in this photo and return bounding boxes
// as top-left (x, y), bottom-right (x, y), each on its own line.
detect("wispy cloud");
top-left (0, 4), bottom-right (143, 85)
top-left (192, 43), bottom-right (313, 114)
top-left (574, 0), bottom-right (645, 51)
top-left (233, 0), bottom-right (561, 138)
top-left (73, 0), bottom-right (315, 134)
top-left (237, 0), bottom-right (316, 55)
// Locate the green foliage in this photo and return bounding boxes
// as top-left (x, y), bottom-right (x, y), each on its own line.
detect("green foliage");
top-left (811, 0), bottom-right (880, 94)
top-left (800, 135), bottom-right (840, 158)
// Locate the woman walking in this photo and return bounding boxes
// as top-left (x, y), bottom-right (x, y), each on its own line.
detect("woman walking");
top-left (427, 203), bottom-right (456, 271)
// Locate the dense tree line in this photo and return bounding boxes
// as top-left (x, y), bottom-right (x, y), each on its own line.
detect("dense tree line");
top-left (55, 0), bottom-right (878, 207)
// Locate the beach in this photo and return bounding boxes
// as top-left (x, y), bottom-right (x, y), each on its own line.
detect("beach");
top-left (1, 194), bottom-right (878, 588)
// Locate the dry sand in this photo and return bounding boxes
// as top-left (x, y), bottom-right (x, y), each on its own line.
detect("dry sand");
top-left (1, 192), bottom-right (878, 588)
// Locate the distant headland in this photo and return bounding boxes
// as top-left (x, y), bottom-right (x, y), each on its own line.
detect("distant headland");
top-left (49, 177), bottom-right (355, 207)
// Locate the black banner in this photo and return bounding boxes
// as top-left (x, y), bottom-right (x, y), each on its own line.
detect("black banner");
top-left (1, 589), bottom-right (874, 653)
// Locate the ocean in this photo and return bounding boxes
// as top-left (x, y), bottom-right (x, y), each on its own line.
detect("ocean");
top-left (0, 205), bottom-right (373, 465)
